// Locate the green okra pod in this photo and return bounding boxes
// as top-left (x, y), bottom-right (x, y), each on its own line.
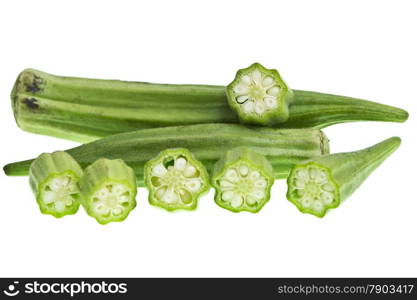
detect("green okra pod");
top-left (78, 158), bottom-right (137, 224)
top-left (144, 148), bottom-right (209, 211)
top-left (286, 137), bottom-right (401, 218)
top-left (11, 68), bottom-right (408, 143)
top-left (29, 151), bottom-right (83, 218)
top-left (211, 147), bottom-right (274, 213)
top-left (3, 124), bottom-right (330, 185)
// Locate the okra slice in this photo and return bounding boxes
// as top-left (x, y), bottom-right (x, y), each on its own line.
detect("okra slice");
top-left (211, 147), bottom-right (274, 213)
top-left (29, 151), bottom-right (83, 218)
top-left (287, 137), bottom-right (401, 218)
top-left (79, 158), bottom-right (137, 224)
top-left (144, 148), bottom-right (209, 211)
top-left (226, 63), bottom-right (293, 126)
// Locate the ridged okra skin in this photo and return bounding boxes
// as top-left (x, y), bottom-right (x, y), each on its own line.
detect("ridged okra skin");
top-left (3, 124), bottom-right (330, 186)
top-left (144, 148), bottom-right (209, 211)
top-left (226, 63), bottom-right (293, 126)
top-left (78, 158), bottom-right (137, 224)
top-left (29, 151), bottom-right (83, 218)
top-left (286, 137), bottom-right (401, 218)
top-left (211, 147), bottom-right (274, 213)
top-left (11, 69), bottom-right (408, 143)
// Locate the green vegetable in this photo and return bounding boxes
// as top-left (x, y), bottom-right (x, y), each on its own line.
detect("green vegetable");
top-left (226, 63), bottom-right (293, 126)
top-left (11, 68), bottom-right (408, 143)
top-left (29, 151), bottom-right (83, 218)
top-left (3, 124), bottom-right (330, 185)
top-left (211, 147), bottom-right (274, 213)
top-left (144, 148), bottom-right (209, 211)
top-left (78, 158), bottom-right (137, 224)
top-left (286, 137), bottom-right (401, 218)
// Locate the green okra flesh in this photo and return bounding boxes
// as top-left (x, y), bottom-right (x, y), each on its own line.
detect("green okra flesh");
top-left (78, 158), bottom-right (137, 224)
top-left (286, 137), bottom-right (401, 218)
top-left (212, 147), bottom-right (274, 213)
top-left (3, 124), bottom-right (329, 185)
top-left (11, 69), bottom-right (408, 143)
top-left (29, 151), bottom-right (83, 218)
top-left (144, 148), bottom-right (209, 211)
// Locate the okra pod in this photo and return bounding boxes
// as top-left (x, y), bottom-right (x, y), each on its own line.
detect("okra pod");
top-left (144, 148), bottom-right (209, 211)
top-left (11, 69), bottom-right (408, 143)
top-left (286, 137), bottom-right (401, 218)
top-left (29, 151), bottom-right (83, 218)
top-left (211, 147), bottom-right (274, 213)
top-left (3, 124), bottom-right (330, 185)
top-left (78, 158), bottom-right (137, 224)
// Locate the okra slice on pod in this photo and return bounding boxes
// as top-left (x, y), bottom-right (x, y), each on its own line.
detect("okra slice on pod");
top-left (287, 137), bottom-right (401, 218)
top-left (29, 151), bottom-right (83, 218)
top-left (226, 63), bottom-right (293, 126)
top-left (79, 158), bottom-right (137, 224)
top-left (144, 148), bottom-right (209, 211)
top-left (211, 147), bottom-right (274, 213)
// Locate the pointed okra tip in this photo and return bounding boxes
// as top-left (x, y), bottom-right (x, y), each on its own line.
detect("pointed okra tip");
top-left (78, 158), bottom-right (137, 225)
top-left (211, 147), bottom-right (274, 213)
top-left (144, 148), bottom-right (210, 212)
top-left (226, 62), bottom-right (293, 126)
top-left (29, 151), bottom-right (84, 218)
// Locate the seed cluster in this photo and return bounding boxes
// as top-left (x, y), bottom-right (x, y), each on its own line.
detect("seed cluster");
top-left (42, 174), bottom-right (79, 212)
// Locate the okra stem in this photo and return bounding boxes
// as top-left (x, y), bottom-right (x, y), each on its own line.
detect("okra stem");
top-left (3, 124), bottom-right (329, 185)
top-left (286, 137), bottom-right (401, 218)
top-left (12, 69), bottom-right (408, 143)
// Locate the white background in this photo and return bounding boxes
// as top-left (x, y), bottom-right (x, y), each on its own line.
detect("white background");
top-left (0, 0), bottom-right (416, 277)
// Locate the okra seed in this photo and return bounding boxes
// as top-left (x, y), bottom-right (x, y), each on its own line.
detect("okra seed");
top-left (267, 86), bottom-right (280, 96)
top-left (222, 191), bottom-right (235, 201)
top-left (262, 76), bottom-right (274, 87)
top-left (238, 164), bottom-right (249, 176)
top-left (231, 195), bottom-right (243, 208)
top-left (237, 95), bottom-right (249, 104)
top-left (243, 101), bottom-right (254, 113)
top-left (174, 157), bottom-right (187, 171)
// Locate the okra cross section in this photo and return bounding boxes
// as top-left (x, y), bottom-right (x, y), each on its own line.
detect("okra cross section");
top-left (79, 158), bottom-right (137, 224)
top-left (29, 151), bottom-right (83, 218)
top-left (287, 137), bottom-right (401, 218)
top-left (226, 63), bottom-right (293, 126)
top-left (212, 147), bottom-right (274, 213)
top-left (144, 148), bottom-right (209, 211)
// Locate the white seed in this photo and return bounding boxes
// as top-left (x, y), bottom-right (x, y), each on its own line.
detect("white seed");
top-left (241, 75), bottom-right (251, 84)
top-left (254, 101), bottom-right (266, 114)
top-left (320, 192), bottom-right (334, 205)
top-left (267, 86), bottom-right (280, 96)
top-left (43, 191), bottom-right (55, 204)
top-left (184, 165), bottom-right (197, 177)
top-left (220, 180), bottom-right (234, 189)
top-left (254, 179), bottom-right (267, 188)
top-left (242, 101), bottom-right (254, 113)
top-left (294, 178), bottom-right (306, 189)
top-left (264, 96), bottom-right (277, 109)
top-left (49, 178), bottom-right (63, 191)
top-left (251, 70), bottom-right (262, 84)
top-left (233, 84), bottom-right (249, 94)
top-left (155, 187), bottom-right (167, 200)
top-left (54, 201), bottom-right (65, 212)
top-left (314, 170), bottom-right (327, 183)
top-left (162, 190), bottom-right (179, 204)
top-left (230, 195), bottom-right (243, 208)
top-left (295, 169), bottom-right (309, 180)
top-left (309, 167), bottom-right (318, 179)
top-left (301, 196), bottom-right (312, 208)
top-left (313, 201), bottom-right (323, 212)
top-left (112, 184), bottom-right (126, 196)
top-left (174, 157), bottom-right (187, 171)
top-left (222, 191), bottom-right (235, 201)
top-left (322, 183), bottom-right (335, 192)
top-left (118, 195), bottom-right (130, 204)
top-left (262, 76), bottom-right (274, 87)
top-left (252, 189), bottom-right (265, 200)
top-left (112, 206), bottom-right (123, 216)
top-left (152, 163), bottom-right (167, 177)
top-left (236, 95), bottom-right (249, 104)
top-left (224, 169), bottom-right (239, 182)
top-left (184, 178), bottom-right (201, 192)
top-left (248, 171), bottom-right (260, 181)
top-left (238, 164), bottom-right (249, 176)
top-left (246, 195), bottom-right (258, 206)
top-left (96, 188), bottom-right (110, 199)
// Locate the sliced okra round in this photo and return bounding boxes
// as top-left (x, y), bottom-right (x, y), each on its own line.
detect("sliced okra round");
top-left (79, 158), bottom-right (137, 224)
top-left (211, 147), bottom-right (274, 213)
top-left (226, 63), bottom-right (293, 126)
top-left (287, 137), bottom-right (401, 218)
top-left (29, 151), bottom-right (83, 218)
top-left (144, 148), bottom-right (210, 211)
